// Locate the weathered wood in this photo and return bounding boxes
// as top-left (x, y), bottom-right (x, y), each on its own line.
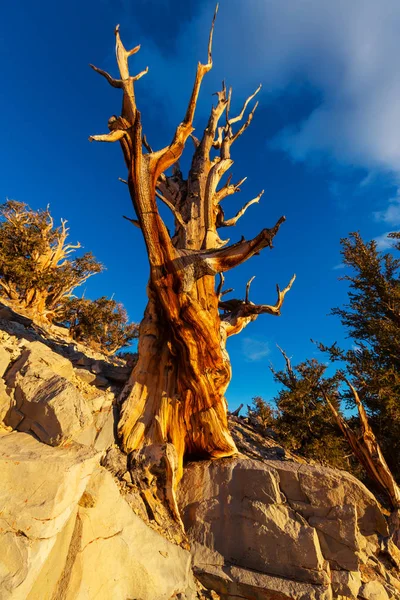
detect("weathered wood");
top-left (90, 6), bottom-right (293, 518)
top-left (324, 382), bottom-right (400, 510)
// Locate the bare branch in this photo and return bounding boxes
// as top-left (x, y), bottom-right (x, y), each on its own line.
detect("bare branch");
top-left (114, 25), bottom-right (147, 120)
top-left (156, 191), bottom-right (186, 229)
top-left (190, 134), bottom-right (201, 148)
top-left (127, 44), bottom-right (141, 57)
top-left (219, 274), bottom-right (295, 337)
top-left (231, 403), bottom-right (244, 417)
top-left (225, 86), bottom-right (232, 123)
top-left (216, 176), bottom-right (247, 203)
top-left (216, 272), bottom-right (233, 300)
top-left (142, 135), bottom-right (153, 153)
top-left (89, 64), bottom-right (122, 88)
top-left (220, 190), bottom-right (264, 227)
top-left (324, 384), bottom-right (400, 509)
top-left (276, 344), bottom-right (296, 382)
top-left (231, 101), bottom-right (259, 144)
top-left (229, 84), bottom-right (262, 125)
top-left (216, 272), bottom-right (224, 298)
top-left (123, 215), bottom-right (141, 229)
top-left (152, 5), bottom-right (218, 178)
top-left (132, 67), bottom-right (149, 82)
top-left (89, 130), bottom-right (127, 143)
top-left (221, 287), bottom-right (234, 297)
top-left (118, 177), bottom-right (128, 185)
top-left (245, 276), bottom-right (256, 303)
top-left (220, 274), bottom-right (295, 318)
top-left (204, 215), bottom-right (286, 273)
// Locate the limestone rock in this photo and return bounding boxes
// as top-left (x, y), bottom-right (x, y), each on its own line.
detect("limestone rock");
top-left (6, 369), bottom-right (93, 445)
top-left (73, 367), bottom-right (97, 385)
top-left (0, 346), bottom-right (11, 377)
top-left (178, 455), bottom-right (391, 600)
top-left (331, 570), bottom-right (361, 598)
top-left (0, 432), bottom-right (197, 600)
top-left (0, 432), bottom-right (100, 599)
top-left (0, 379), bottom-right (10, 423)
top-left (359, 580), bottom-right (390, 600)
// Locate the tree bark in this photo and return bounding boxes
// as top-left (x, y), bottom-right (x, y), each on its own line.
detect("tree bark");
top-left (90, 11), bottom-right (294, 517)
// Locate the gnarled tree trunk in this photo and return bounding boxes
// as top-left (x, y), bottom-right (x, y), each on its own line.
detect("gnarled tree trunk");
top-left (90, 8), bottom-right (294, 515)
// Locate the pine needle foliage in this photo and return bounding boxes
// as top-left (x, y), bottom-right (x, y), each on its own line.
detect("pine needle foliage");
top-left (0, 200), bottom-right (102, 318)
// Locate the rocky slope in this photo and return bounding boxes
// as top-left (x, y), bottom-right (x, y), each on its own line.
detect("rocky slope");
top-left (0, 302), bottom-right (399, 599)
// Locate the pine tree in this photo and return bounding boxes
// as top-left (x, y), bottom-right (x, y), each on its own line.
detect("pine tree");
top-left (0, 200), bottom-right (102, 318)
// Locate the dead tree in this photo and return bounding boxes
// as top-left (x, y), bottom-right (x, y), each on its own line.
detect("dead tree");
top-left (324, 382), bottom-right (400, 547)
top-left (89, 7), bottom-right (294, 508)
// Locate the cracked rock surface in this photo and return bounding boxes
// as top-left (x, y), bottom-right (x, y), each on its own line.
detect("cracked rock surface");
top-left (1, 302), bottom-right (400, 599)
top-left (178, 455), bottom-right (400, 599)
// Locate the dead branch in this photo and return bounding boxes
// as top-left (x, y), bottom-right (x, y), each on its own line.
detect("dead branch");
top-left (220, 274), bottom-right (295, 337)
top-left (123, 215), bottom-right (141, 229)
top-left (89, 64), bottom-right (122, 88)
top-left (219, 190), bottom-right (264, 227)
top-left (204, 215), bottom-right (286, 273)
top-left (231, 101), bottom-right (259, 144)
top-left (155, 190), bottom-right (185, 228)
top-left (324, 384), bottom-right (400, 509)
top-left (230, 403), bottom-right (244, 417)
top-left (276, 344), bottom-right (296, 382)
top-left (245, 276), bottom-right (256, 303)
top-left (151, 5), bottom-right (218, 179)
top-left (142, 135), bottom-right (153, 153)
top-left (229, 84), bottom-right (262, 125)
top-left (215, 176), bottom-right (247, 203)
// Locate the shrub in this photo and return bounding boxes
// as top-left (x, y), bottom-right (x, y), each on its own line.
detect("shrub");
top-left (60, 296), bottom-right (138, 355)
top-left (0, 200), bottom-right (102, 318)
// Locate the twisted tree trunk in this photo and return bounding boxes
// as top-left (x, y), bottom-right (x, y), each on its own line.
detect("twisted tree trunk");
top-left (90, 8), bottom-right (294, 516)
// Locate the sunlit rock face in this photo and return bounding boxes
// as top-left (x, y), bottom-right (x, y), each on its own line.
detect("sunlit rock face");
top-left (178, 454), bottom-right (398, 600)
top-left (0, 303), bottom-right (399, 600)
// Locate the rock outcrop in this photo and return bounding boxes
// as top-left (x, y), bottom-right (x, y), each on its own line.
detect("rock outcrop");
top-left (178, 452), bottom-right (400, 599)
top-left (0, 302), bottom-right (399, 599)
top-left (0, 432), bottom-right (198, 600)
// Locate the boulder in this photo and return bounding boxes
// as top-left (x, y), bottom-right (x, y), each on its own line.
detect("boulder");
top-left (0, 432), bottom-right (198, 600)
top-left (0, 379), bottom-right (10, 423)
top-left (4, 342), bottom-right (94, 446)
top-left (6, 369), bottom-right (93, 445)
top-left (73, 367), bottom-right (97, 385)
top-left (359, 580), bottom-right (390, 600)
top-left (0, 346), bottom-right (11, 377)
top-left (178, 455), bottom-right (390, 600)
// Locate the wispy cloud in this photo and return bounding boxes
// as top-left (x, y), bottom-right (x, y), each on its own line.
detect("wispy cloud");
top-left (242, 337), bottom-right (270, 362)
top-left (181, 0), bottom-right (400, 180)
top-left (333, 263), bottom-right (346, 271)
top-left (374, 189), bottom-right (400, 225)
top-left (374, 231), bottom-right (398, 250)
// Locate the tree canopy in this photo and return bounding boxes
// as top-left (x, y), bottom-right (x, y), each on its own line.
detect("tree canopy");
top-left (0, 200), bottom-right (102, 318)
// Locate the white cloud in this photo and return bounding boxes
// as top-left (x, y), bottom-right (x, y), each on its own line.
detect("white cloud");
top-left (242, 337), bottom-right (270, 362)
top-left (120, 0), bottom-right (400, 180)
top-left (374, 190), bottom-right (400, 225)
top-left (374, 231), bottom-right (399, 250)
top-left (189, 0), bottom-right (400, 178)
top-left (333, 263), bottom-right (346, 271)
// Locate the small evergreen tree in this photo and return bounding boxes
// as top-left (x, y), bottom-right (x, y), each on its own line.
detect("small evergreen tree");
top-left (0, 200), bottom-right (102, 318)
top-left (320, 231), bottom-right (400, 477)
top-left (270, 353), bottom-right (356, 471)
top-left (60, 296), bottom-right (138, 355)
top-left (247, 396), bottom-right (277, 431)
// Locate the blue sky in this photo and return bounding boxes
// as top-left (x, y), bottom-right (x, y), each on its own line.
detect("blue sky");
top-left (1, 0), bottom-right (399, 410)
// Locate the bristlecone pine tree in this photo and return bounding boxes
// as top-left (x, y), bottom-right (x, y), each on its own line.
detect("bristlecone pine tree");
top-left (0, 200), bottom-right (102, 318)
top-left (61, 296), bottom-right (138, 355)
top-left (89, 8), bottom-right (295, 506)
top-left (270, 353), bottom-right (353, 472)
top-left (320, 232), bottom-right (400, 477)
